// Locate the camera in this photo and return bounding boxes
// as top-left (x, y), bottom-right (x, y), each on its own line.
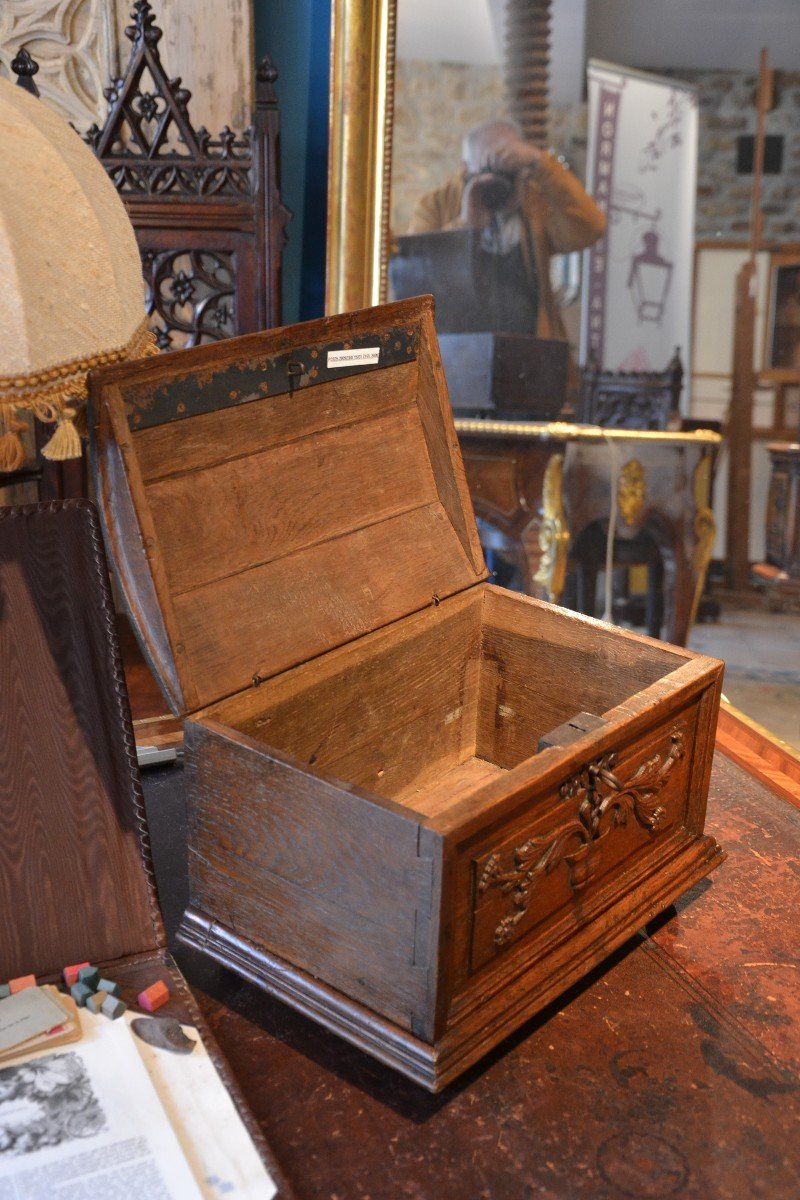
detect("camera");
top-left (469, 169), bottom-right (515, 213)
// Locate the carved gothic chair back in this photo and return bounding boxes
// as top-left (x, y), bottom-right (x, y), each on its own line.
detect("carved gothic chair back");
top-left (580, 350), bottom-right (683, 431)
top-left (85, 0), bottom-right (290, 351)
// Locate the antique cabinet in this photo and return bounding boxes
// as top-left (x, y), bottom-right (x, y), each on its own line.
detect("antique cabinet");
top-left (765, 442), bottom-right (800, 578)
top-left (90, 296), bottom-right (724, 1091)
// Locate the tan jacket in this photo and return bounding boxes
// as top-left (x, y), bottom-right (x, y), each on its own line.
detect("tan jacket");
top-left (408, 154), bottom-right (606, 340)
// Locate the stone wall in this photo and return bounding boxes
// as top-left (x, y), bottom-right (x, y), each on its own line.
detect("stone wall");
top-left (683, 69), bottom-right (800, 241)
top-left (391, 59), bottom-right (506, 236)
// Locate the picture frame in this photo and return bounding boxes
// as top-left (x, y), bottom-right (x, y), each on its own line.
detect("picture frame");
top-left (325, 0), bottom-right (397, 314)
top-left (763, 253), bottom-right (800, 379)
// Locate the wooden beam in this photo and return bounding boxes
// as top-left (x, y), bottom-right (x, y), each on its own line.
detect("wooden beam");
top-left (725, 49), bottom-right (773, 590)
top-left (726, 260), bottom-right (756, 589)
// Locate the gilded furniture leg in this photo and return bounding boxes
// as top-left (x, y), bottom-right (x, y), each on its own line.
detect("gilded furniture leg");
top-left (529, 452), bottom-right (569, 602)
top-left (688, 454), bottom-right (717, 633)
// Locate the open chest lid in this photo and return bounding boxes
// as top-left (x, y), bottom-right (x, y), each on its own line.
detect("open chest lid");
top-left (90, 296), bottom-right (487, 716)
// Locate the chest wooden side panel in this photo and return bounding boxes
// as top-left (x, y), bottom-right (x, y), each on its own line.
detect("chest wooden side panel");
top-left (184, 720), bottom-right (441, 1038)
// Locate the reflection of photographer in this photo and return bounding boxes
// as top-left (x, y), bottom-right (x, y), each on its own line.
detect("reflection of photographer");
top-left (409, 118), bottom-right (605, 339)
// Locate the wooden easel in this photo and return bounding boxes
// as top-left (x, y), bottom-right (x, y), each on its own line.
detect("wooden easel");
top-left (726, 49), bottom-right (774, 590)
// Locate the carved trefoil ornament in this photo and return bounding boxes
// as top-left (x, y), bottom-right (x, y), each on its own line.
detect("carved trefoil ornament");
top-left (0, 0), bottom-right (117, 132)
top-left (618, 457), bottom-right (647, 526)
top-left (142, 248), bottom-right (236, 351)
top-left (477, 728), bottom-right (685, 948)
top-left (533, 452), bottom-right (570, 601)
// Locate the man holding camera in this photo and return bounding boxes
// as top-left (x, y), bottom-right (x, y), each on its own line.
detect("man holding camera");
top-left (408, 118), bottom-right (605, 340)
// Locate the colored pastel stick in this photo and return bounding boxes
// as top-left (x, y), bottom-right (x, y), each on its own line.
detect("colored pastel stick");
top-left (101, 995), bottom-right (127, 1020)
top-left (86, 990), bottom-right (108, 1015)
top-left (9, 975), bottom-right (36, 993)
top-left (137, 980), bottom-right (169, 1012)
top-left (70, 981), bottom-right (94, 1007)
top-left (96, 978), bottom-right (121, 998)
top-left (63, 962), bottom-right (90, 988)
top-left (77, 965), bottom-right (100, 990)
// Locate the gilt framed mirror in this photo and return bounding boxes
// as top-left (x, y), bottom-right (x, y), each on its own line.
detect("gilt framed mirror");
top-left (325, 0), bottom-right (397, 313)
top-left (325, 0), bottom-right (567, 319)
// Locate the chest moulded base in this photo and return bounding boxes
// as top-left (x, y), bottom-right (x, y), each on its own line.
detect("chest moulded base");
top-left (90, 296), bottom-right (725, 1091)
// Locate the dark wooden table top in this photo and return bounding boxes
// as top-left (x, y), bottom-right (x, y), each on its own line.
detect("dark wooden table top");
top-left (141, 746), bottom-right (800, 1200)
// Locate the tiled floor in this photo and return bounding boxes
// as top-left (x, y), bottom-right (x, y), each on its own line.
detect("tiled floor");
top-left (687, 594), bottom-right (800, 751)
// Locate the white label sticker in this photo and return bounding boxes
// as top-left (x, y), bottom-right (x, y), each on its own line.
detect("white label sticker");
top-left (327, 347), bottom-right (381, 368)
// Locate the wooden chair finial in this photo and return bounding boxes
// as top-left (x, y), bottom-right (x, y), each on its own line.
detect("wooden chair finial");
top-left (11, 48), bottom-right (40, 98)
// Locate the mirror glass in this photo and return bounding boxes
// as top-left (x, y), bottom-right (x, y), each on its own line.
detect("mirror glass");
top-left (390, 0), bottom-right (800, 752)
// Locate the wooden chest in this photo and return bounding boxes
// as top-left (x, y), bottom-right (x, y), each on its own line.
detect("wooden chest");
top-left (438, 332), bottom-right (568, 419)
top-left (90, 296), bottom-right (725, 1091)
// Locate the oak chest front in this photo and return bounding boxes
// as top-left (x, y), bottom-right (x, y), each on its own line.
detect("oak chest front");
top-left (90, 296), bottom-right (724, 1090)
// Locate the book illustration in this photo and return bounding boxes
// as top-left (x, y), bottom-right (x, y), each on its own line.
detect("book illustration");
top-left (0, 1051), bottom-right (106, 1157)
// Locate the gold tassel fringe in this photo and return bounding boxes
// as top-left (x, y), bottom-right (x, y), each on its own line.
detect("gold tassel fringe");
top-left (0, 319), bottom-right (160, 462)
top-left (0, 409), bottom-right (27, 472)
top-left (41, 408), bottom-right (82, 461)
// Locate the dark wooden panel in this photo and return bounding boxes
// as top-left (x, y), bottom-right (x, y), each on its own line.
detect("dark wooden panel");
top-left (0, 503), bottom-right (160, 980)
top-left (86, 3), bottom-right (290, 343)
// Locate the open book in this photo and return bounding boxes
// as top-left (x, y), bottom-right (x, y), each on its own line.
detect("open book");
top-left (0, 1006), bottom-right (276, 1199)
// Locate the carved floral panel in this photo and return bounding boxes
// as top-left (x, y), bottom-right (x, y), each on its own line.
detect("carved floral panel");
top-left (142, 248), bottom-right (236, 351)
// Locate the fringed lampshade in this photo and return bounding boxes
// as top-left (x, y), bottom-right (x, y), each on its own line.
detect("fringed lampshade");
top-left (0, 71), bottom-right (155, 469)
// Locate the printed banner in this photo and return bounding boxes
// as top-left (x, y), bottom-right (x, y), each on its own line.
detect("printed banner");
top-left (581, 60), bottom-right (698, 397)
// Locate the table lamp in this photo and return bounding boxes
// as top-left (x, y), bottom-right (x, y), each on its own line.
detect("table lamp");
top-left (0, 54), bottom-right (155, 472)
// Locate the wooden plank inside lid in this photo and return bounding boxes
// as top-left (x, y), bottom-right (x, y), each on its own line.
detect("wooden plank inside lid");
top-left (91, 297), bottom-right (487, 715)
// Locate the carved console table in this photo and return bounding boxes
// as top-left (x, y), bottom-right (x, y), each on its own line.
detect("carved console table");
top-left (454, 420), bottom-right (721, 646)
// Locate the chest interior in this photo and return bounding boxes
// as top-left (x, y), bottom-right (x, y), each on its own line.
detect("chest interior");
top-left (201, 584), bottom-right (687, 820)
top-left (92, 296), bottom-right (688, 819)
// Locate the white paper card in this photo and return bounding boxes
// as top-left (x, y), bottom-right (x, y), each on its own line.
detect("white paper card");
top-left (0, 1009), bottom-right (203, 1199)
top-left (129, 1016), bottom-right (277, 1200)
top-left (327, 347), bottom-right (380, 367)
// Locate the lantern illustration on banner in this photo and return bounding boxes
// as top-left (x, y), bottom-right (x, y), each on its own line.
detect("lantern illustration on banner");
top-left (626, 230), bottom-right (674, 326)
